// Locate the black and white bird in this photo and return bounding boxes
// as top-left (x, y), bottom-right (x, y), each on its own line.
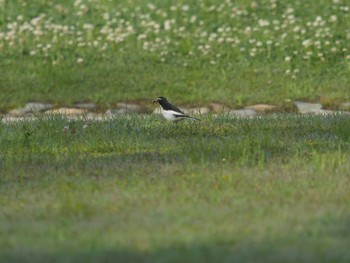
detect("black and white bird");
top-left (153, 96), bottom-right (200, 122)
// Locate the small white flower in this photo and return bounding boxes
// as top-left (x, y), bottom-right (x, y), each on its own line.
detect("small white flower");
top-left (147, 3), bottom-right (155, 10)
top-left (285, 56), bottom-right (291, 62)
top-left (190, 15), bottom-right (197, 23)
top-left (77, 58), bottom-right (84, 64)
top-left (258, 19), bottom-right (270, 27)
top-left (182, 5), bottom-right (189, 11)
top-left (330, 15), bottom-right (337, 22)
top-left (302, 39), bottom-right (312, 48)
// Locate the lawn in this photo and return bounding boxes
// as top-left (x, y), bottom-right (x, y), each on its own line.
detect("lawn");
top-left (1, 0), bottom-right (350, 262)
top-left (1, 114), bottom-right (350, 262)
top-left (0, 0), bottom-right (349, 109)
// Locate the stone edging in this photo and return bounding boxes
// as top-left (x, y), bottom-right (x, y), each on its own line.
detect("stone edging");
top-left (1, 101), bottom-right (350, 123)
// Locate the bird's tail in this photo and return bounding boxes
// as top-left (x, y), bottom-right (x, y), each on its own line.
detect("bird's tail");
top-left (184, 115), bottom-right (201, 121)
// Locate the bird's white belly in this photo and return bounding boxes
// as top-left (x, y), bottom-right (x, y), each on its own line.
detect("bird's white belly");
top-left (161, 108), bottom-right (182, 121)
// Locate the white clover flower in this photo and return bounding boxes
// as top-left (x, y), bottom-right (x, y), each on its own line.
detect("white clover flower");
top-left (302, 39), bottom-right (312, 48)
top-left (293, 26), bottom-right (301, 32)
top-left (200, 32), bottom-right (207, 38)
top-left (77, 58), bottom-right (84, 64)
top-left (74, 0), bottom-right (82, 7)
top-left (103, 12), bottom-right (110, 20)
top-left (258, 19), bottom-right (270, 27)
top-left (190, 15), bottom-right (197, 23)
top-left (147, 3), bottom-right (155, 10)
top-left (182, 5), bottom-right (189, 11)
top-left (83, 23), bottom-right (94, 31)
top-left (285, 56), bottom-right (291, 62)
top-left (330, 15), bottom-right (337, 22)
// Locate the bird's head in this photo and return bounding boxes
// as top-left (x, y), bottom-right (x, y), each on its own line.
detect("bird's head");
top-left (152, 96), bottom-right (167, 104)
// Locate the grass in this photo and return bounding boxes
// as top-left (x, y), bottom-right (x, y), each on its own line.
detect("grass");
top-left (1, 114), bottom-right (350, 262)
top-left (1, 1), bottom-right (350, 261)
top-left (1, 0), bottom-right (350, 109)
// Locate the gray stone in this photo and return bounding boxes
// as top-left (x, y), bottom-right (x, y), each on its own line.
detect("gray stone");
top-left (245, 104), bottom-right (276, 112)
top-left (23, 102), bottom-right (52, 114)
top-left (105, 108), bottom-right (143, 115)
top-left (229, 109), bottom-right (257, 118)
top-left (116, 102), bottom-right (147, 114)
top-left (340, 102), bottom-right (350, 111)
top-left (7, 102), bottom-right (52, 117)
top-left (208, 103), bottom-right (231, 113)
top-left (46, 107), bottom-right (87, 116)
top-left (293, 101), bottom-right (322, 114)
top-left (74, 103), bottom-right (97, 111)
top-left (7, 108), bottom-right (24, 117)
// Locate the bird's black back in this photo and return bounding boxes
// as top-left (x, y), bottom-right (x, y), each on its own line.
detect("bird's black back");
top-left (158, 98), bottom-right (184, 114)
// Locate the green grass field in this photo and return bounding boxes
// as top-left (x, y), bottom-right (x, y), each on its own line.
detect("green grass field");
top-left (1, 114), bottom-right (350, 262)
top-left (0, 0), bottom-right (350, 109)
top-left (1, 1), bottom-right (350, 262)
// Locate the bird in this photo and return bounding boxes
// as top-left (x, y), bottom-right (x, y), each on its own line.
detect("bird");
top-left (153, 96), bottom-right (200, 122)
